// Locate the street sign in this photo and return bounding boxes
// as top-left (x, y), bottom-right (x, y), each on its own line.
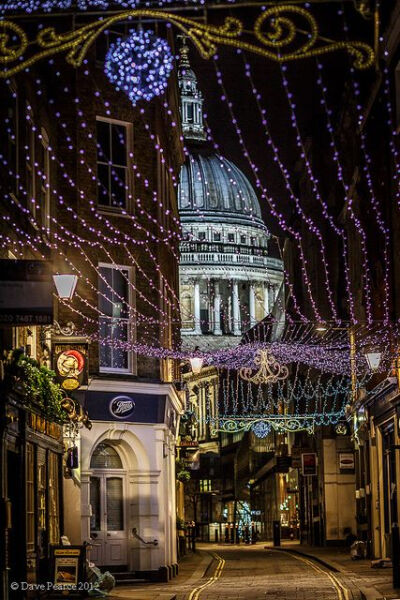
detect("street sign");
top-left (301, 452), bottom-right (317, 476)
top-left (0, 259), bottom-right (53, 325)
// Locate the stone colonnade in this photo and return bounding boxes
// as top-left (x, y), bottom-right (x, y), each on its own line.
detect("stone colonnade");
top-left (185, 278), bottom-right (277, 335)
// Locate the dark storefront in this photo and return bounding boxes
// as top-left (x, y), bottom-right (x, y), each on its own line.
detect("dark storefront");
top-left (1, 392), bottom-right (64, 599)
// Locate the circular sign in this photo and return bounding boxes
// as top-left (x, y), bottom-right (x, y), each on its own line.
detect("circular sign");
top-left (57, 349), bottom-right (85, 378)
top-left (109, 395), bottom-right (136, 419)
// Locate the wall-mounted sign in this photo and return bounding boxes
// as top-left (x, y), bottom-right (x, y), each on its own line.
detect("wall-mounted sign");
top-left (54, 343), bottom-right (88, 391)
top-left (339, 452), bottom-right (355, 470)
top-left (0, 259), bottom-right (53, 325)
top-left (85, 390), bottom-right (166, 424)
top-left (109, 395), bottom-right (136, 419)
top-left (301, 452), bottom-right (317, 476)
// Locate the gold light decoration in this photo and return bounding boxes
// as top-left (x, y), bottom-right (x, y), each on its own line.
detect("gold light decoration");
top-left (0, 5), bottom-right (374, 79)
top-left (239, 349), bottom-right (289, 385)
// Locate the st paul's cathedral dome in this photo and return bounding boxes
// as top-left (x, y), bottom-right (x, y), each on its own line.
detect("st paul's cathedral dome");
top-left (177, 40), bottom-right (283, 343)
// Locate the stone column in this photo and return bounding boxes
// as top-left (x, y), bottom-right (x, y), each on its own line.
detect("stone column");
top-left (269, 284), bottom-right (276, 311)
top-left (193, 280), bottom-right (201, 334)
top-left (249, 282), bottom-right (256, 327)
top-left (213, 281), bottom-right (222, 335)
top-left (264, 283), bottom-right (270, 317)
top-left (232, 280), bottom-right (241, 336)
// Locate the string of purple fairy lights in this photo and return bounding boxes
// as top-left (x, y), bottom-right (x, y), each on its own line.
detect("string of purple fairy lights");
top-left (213, 57), bottom-right (322, 322)
top-left (382, 66), bottom-right (400, 208)
top-left (278, 62), bottom-right (339, 322)
top-left (2, 11), bottom-right (400, 371)
top-left (242, 56), bottom-right (346, 322)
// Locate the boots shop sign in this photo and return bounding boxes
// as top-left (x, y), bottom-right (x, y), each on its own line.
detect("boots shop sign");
top-left (84, 391), bottom-right (166, 423)
top-left (109, 396), bottom-right (136, 419)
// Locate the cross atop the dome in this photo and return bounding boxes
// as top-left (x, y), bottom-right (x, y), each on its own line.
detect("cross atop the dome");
top-left (177, 36), bottom-right (207, 142)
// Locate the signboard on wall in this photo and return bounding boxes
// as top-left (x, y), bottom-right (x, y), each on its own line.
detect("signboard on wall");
top-left (301, 452), bottom-right (317, 476)
top-left (53, 343), bottom-right (88, 391)
top-left (85, 391), bottom-right (166, 423)
top-left (0, 259), bottom-right (53, 325)
top-left (339, 452), bottom-right (355, 470)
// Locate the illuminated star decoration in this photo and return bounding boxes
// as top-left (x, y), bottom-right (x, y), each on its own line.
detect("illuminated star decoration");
top-left (104, 29), bottom-right (174, 107)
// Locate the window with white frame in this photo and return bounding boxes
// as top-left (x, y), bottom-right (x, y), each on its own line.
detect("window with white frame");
top-left (96, 118), bottom-right (129, 209)
top-left (98, 264), bottom-right (133, 372)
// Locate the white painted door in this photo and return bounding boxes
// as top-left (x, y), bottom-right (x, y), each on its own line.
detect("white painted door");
top-left (90, 474), bottom-right (127, 566)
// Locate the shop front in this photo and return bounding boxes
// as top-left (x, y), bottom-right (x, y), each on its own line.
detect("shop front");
top-left (367, 377), bottom-right (400, 559)
top-left (1, 392), bottom-right (64, 600)
top-left (63, 379), bottom-right (183, 582)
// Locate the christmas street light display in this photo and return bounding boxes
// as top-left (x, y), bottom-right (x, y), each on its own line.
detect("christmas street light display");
top-left (239, 349), bottom-right (289, 385)
top-left (104, 30), bottom-right (174, 106)
top-left (0, 6), bottom-right (374, 80)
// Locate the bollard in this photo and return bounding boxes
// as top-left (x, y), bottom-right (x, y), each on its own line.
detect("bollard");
top-left (273, 520), bottom-right (281, 547)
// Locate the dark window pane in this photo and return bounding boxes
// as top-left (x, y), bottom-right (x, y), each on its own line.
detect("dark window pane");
top-left (97, 120), bottom-right (110, 160)
top-left (111, 166), bottom-right (126, 208)
top-left (112, 125), bottom-right (127, 166)
top-left (90, 477), bottom-right (101, 531)
top-left (97, 163), bottom-right (110, 206)
top-left (107, 478), bottom-right (123, 531)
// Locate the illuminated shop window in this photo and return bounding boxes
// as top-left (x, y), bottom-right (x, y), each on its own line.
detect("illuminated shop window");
top-left (199, 479), bottom-right (212, 492)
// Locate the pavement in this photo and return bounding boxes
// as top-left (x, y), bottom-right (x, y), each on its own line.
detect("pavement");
top-left (104, 542), bottom-right (400, 599)
top-left (273, 542), bottom-right (400, 600)
top-left (108, 549), bottom-right (213, 600)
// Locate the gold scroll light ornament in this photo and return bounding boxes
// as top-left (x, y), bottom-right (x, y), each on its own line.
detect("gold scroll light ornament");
top-left (239, 349), bottom-right (289, 385)
top-left (0, 5), bottom-right (375, 79)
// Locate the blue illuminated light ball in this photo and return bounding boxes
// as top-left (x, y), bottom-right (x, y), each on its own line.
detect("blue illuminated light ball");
top-left (104, 29), bottom-right (174, 107)
top-left (251, 421), bottom-right (271, 438)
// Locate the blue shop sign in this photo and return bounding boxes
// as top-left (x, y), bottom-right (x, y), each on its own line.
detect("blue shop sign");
top-left (85, 391), bottom-right (166, 423)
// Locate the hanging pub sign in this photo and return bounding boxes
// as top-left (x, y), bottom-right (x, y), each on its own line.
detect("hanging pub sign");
top-left (301, 452), bottom-right (317, 476)
top-left (0, 259), bottom-right (53, 325)
top-left (54, 343), bottom-right (88, 391)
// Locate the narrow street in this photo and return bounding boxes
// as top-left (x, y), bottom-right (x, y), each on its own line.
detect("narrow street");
top-left (112, 545), bottom-right (360, 600)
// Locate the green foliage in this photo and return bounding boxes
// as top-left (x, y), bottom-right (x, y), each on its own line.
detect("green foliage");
top-left (2, 349), bottom-right (68, 423)
top-left (176, 515), bottom-right (186, 530)
top-left (176, 458), bottom-right (191, 483)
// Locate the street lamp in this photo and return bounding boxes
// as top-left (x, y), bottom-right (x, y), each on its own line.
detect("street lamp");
top-left (189, 347), bottom-right (204, 375)
top-left (364, 351), bottom-right (382, 372)
top-left (53, 274), bottom-right (78, 299)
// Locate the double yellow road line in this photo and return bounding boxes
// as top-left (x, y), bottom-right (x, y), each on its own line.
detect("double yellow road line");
top-left (188, 552), bottom-right (225, 600)
top-left (284, 551), bottom-right (350, 600)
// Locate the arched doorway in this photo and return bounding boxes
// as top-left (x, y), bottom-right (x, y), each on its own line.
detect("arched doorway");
top-left (89, 443), bottom-right (127, 567)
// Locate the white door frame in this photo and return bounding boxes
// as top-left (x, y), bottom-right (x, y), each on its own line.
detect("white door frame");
top-left (89, 467), bottom-right (128, 567)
